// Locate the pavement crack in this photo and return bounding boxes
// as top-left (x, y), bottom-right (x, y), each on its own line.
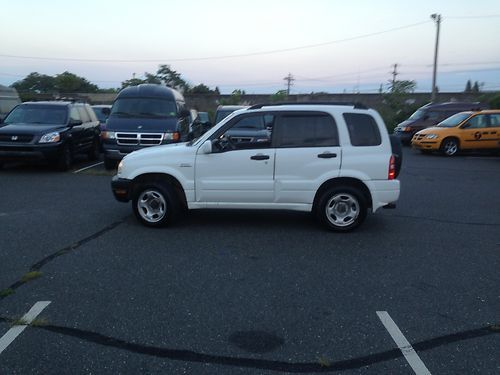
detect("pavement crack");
top-left (0, 217), bottom-right (127, 302)
top-left (0, 317), bottom-right (496, 373)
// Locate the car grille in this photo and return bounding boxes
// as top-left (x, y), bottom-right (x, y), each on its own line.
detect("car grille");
top-left (0, 134), bottom-right (34, 143)
top-left (116, 133), bottom-right (163, 146)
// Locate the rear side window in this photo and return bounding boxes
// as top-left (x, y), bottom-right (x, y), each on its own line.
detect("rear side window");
top-left (343, 113), bottom-right (381, 146)
top-left (77, 106), bottom-right (90, 123)
top-left (275, 113), bottom-right (339, 147)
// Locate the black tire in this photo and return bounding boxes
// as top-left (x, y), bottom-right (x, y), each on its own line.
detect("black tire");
top-left (132, 182), bottom-right (179, 227)
top-left (440, 137), bottom-right (459, 156)
top-left (315, 186), bottom-right (367, 232)
top-left (104, 157), bottom-right (116, 170)
top-left (87, 137), bottom-right (100, 161)
top-left (56, 144), bottom-right (72, 171)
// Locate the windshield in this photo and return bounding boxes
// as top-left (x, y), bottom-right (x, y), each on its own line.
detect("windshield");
top-left (408, 109), bottom-right (426, 121)
top-left (4, 105), bottom-right (68, 125)
top-left (436, 112), bottom-right (472, 128)
top-left (111, 98), bottom-right (177, 118)
top-left (93, 107), bottom-right (109, 122)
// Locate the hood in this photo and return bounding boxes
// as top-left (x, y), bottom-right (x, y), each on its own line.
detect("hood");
top-left (416, 126), bottom-right (450, 135)
top-left (396, 119), bottom-right (416, 128)
top-left (106, 116), bottom-right (178, 132)
top-left (124, 142), bottom-right (190, 161)
top-left (0, 123), bottom-right (68, 135)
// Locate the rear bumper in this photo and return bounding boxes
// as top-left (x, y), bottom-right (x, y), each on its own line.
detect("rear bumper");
top-left (369, 180), bottom-right (400, 212)
top-left (111, 176), bottom-right (132, 202)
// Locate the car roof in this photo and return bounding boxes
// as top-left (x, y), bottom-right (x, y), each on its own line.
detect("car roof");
top-left (420, 101), bottom-right (486, 110)
top-left (117, 84), bottom-right (184, 101)
top-left (217, 105), bottom-right (248, 110)
top-left (22, 101), bottom-right (72, 106)
top-left (92, 104), bottom-right (112, 108)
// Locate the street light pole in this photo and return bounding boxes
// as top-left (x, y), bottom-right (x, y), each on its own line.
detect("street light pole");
top-left (431, 13), bottom-right (441, 102)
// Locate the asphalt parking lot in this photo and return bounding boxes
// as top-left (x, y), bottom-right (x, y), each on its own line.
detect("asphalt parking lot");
top-left (0, 149), bottom-right (499, 374)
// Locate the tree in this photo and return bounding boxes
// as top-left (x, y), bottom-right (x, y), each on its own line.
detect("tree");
top-left (189, 83), bottom-right (212, 94)
top-left (472, 81), bottom-right (480, 93)
top-left (156, 64), bottom-right (190, 92)
top-left (270, 90), bottom-right (288, 102)
top-left (380, 79), bottom-right (418, 132)
top-left (464, 80), bottom-right (472, 93)
top-left (54, 71), bottom-right (98, 93)
top-left (11, 72), bottom-right (56, 93)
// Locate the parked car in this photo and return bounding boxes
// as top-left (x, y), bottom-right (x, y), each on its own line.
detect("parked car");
top-left (214, 105), bottom-right (248, 124)
top-left (394, 102), bottom-right (488, 145)
top-left (102, 84), bottom-right (191, 170)
top-left (198, 111), bottom-right (211, 124)
top-left (0, 85), bottom-right (21, 122)
top-left (411, 110), bottom-right (500, 156)
top-left (111, 102), bottom-right (400, 231)
top-left (187, 109), bottom-right (212, 140)
top-left (0, 101), bottom-right (100, 170)
top-left (91, 104), bottom-right (112, 130)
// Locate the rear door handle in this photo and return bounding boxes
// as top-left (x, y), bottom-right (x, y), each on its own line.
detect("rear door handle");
top-left (317, 152), bottom-right (337, 159)
top-left (250, 154), bottom-right (270, 160)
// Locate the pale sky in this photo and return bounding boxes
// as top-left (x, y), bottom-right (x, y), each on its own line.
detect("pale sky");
top-left (1, 0), bottom-right (499, 93)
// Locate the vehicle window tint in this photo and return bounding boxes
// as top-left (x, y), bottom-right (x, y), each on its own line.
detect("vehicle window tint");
top-left (77, 107), bottom-right (90, 123)
top-left (428, 111), bottom-right (440, 120)
top-left (488, 114), bottom-right (500, 127)
top-left (467, 115), bottom-right (487, 129)
top-left (217, 114), bottom-right (273, 151)
top-left (69, 107), bottom-right (81, 122)
top-left (343, 113), bottom-right (381, 146)
top-left (275, 114), bottom-right (338, 147)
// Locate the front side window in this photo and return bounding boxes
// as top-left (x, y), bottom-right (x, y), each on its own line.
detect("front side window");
top-left (4, 105), bottom-right (68, 125)
top-left (70, 107), bottom-right (81, 122)
top-left (110, 98), bottom-right (177, 118)
top-left (343, 113), bottom-right (381, 146)
top-left (213, 114), bottom-right (274, 152)
top-left (274, 113), bottom-right (338, 148)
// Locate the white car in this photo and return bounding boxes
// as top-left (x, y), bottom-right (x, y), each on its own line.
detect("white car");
top-left (111, 103), bottom-right (400, 231)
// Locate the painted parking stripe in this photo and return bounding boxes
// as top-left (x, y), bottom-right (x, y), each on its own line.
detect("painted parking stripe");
top-left (376, 311), bottom-right (431, 375)
top-left (0, 301), bottom-right (51, 355)
top-left (73, 161), bottom-right (104, 174)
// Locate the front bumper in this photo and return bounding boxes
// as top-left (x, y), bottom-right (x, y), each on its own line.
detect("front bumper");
top-left (0, 143), bottom-right (62, 162)
top-left (111, 176), bottom-right (132, 202)
top-left (392, 130), bottom-right (414, 144)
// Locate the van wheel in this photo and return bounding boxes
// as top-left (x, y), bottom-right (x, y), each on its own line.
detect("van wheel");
top-left (132, 183), bottom-right (179, 227)
top-left (316, 186), bottom-right (367, 232)
top-left (104, 157), bottom-right (116, 170)
top-left (441, 138), bottom-right (459, 156)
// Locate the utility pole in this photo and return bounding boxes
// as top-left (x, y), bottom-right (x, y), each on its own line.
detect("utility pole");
top-left (283, 73), bottom-right (295, 95)
top-left (390, 63), bottom-right (399, 91)
top-left (431, 13), bottom-right (441, 102)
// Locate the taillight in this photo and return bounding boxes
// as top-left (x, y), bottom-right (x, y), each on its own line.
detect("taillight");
top-left (388, 155), bottom-right (396, 180)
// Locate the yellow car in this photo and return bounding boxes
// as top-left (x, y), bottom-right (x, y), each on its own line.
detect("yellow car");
top-left (411, 110), bottom-right (500, 156)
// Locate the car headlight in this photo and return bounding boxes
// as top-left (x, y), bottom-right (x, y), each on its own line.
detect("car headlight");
top-left (117, 160), bottom-right (124, 175)
top-left (425, 134), bottom-right (438, 139)
top-left (39, 132), bottom-right (60, 143)
top-left (101, 131), bottom-right (116, 140)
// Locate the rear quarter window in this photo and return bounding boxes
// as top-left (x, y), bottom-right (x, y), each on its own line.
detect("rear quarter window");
top-left (343, 113), bottom-right (381, 146)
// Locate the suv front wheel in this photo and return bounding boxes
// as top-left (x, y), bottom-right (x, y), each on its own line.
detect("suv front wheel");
top-left (132, 182), bottom-right (178, 227)
top-left (316, 186), bottom-right (367, 232)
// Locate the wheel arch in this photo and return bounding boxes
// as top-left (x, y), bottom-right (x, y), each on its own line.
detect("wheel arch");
top-left (313, 177), bottom-right (372, 212)
top-left (131, 173), bottom-right (187, 209)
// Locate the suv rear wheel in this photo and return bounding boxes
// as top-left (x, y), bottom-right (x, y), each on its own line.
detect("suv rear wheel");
top-left (132, 182), bottom-right (179, 227)
top-left (316, 186), bottom-right (367, 232)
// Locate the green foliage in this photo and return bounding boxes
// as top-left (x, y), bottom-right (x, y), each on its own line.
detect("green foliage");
top-left (54, 71), bottom-right (98, 93)
top-left (12, 71), bottom-right (99, 94)
top-left (464, 80), bottom-right (472, 93)
top-left (219, 89), bottom-right (247, 105)
top-left (488, 92), bottom-right (500, 109)
top-left (379, 80), bottom-right (418, 132)
top-left (11, 72), bottom-right (56, 93)
top-left (270, 90), bottom-right (288, 102)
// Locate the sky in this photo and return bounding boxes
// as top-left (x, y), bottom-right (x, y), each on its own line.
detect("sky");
top-left (0, 0), bottom-right (499, 94)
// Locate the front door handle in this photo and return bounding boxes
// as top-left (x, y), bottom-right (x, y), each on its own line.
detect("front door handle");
top-left (317, 152), bottom-right (337, 159)
top-left (250, 154), bottom-right (270, 160)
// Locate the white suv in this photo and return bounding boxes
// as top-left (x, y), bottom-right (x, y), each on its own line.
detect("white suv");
top-left (111, 103), bottom-right (400, 231)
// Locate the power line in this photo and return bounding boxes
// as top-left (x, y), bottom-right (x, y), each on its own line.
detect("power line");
top-left (0, 20), bottom-right (431, 63)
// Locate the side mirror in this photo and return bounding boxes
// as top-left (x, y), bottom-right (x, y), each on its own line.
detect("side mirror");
top-left (69, 119), bottom-right (83, 126)
top-left (102, 107), bottom-right (111, 116)
top-left (199, 140), bottom-right (212, 154)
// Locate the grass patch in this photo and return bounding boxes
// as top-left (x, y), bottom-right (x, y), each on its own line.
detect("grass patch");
top-left (21, 271), bottom-right (42, 283)
top-left (10, 318), bottom-right (29, 326)
top-left (30, 318), bottom-right (48, 327)
top-left (318, 357), bottom-right (331, 368)
top-left (0, 288), bottom-right (14, 297)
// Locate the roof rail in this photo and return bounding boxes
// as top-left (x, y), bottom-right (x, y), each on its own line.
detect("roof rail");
top-left (248, 101), bottom-right (368, 110)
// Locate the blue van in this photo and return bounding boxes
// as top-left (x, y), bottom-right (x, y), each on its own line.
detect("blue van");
top-left (102, 84), bottom-right (190, 169)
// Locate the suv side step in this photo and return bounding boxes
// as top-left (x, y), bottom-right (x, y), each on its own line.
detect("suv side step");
top-left (383, 203), bottom-right (397, 209)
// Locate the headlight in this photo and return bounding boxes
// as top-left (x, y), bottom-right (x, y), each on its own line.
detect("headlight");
top-left (39, 132), bottom-right (60, 143)
top-left (101, 131), bottom-right (116, 140)
top-left (117, 160), bottom-right (124, 175)
top-left (163, 132), bottom-right (180, 141)
top-left (425, 134), bottom-right (438, 139)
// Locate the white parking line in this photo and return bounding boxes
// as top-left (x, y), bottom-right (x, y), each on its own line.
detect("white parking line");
top-left (0, 301), bottom-right (51, 355)
top-left (73, 161), bottom-right (104, 174)
top-left (377, 311), bottom-right (431, 375)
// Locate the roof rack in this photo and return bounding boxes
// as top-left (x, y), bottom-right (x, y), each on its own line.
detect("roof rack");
top-left (248, 101), bottom-right (368, 110)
